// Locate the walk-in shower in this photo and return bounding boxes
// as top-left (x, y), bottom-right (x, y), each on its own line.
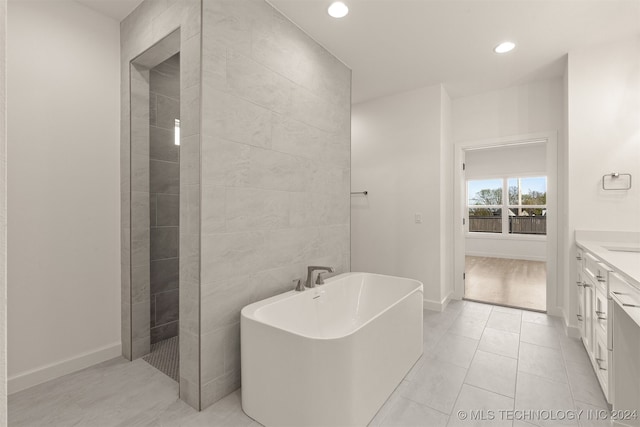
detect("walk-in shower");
top-left (124, 30), bottom-right (186, 384)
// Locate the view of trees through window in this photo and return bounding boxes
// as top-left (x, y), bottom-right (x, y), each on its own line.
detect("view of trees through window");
top-left (467, 177), bottom-right (547, 235)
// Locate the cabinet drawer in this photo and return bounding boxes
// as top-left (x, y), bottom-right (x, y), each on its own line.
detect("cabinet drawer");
top-left (584, 252), bottom-right (600, 283)
top-left (595, 262), bottom-right (612, 294)
top-left (576, 248), bottom-right (584, 275)
top-left (594, 289), bottom-right (608, 336)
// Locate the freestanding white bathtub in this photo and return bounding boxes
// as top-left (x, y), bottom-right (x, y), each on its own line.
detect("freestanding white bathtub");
top-left (241, 272), bottom-right (424, 427)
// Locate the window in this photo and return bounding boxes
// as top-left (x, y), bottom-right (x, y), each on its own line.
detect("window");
top-left (467, 176), bottom-right (547, 236)
top-left (507, 177), bottom-right (547, 235)
top-left (468, 179), bottom-right (502, 233)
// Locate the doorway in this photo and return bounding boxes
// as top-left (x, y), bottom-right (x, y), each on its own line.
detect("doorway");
top-left (126, 30), bottom-right (181, 379)
top-left (454, 134), bottom-right (558, 313)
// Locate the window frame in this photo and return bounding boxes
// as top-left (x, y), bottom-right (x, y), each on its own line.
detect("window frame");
top-left (466, 174), bottom-right (547, 240)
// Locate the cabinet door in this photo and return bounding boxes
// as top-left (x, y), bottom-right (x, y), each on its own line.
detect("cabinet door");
top-left (583, 280), bottom-right (594, 356)
top-left (577, 279), bottom-right (585, 336)
top-left (594, 332), bottom-right (609, 401)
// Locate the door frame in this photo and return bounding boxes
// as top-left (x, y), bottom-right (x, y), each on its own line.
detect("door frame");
top-left (453, 131), bottom-right (560, 315)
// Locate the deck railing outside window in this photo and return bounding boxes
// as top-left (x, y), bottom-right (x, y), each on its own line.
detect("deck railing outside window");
top-left (469, 216), bottom-right (547, 235)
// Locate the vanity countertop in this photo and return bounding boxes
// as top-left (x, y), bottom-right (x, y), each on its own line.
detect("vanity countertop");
top-left (576, 238), bottom-right (640, 290)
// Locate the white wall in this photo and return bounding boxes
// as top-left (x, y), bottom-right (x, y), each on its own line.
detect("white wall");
top-left (352, 85), bottom-right (451, 306)
top-left (7, 0), bottom-right (121, 392)
top-left (565, 35), bottom-right (640, 329)
top-left (439, 89), bottom-right (454, 302)
top-left (464, 143), bottom-right (547, 261)
top-left (567, 36), bottom-right (640, 232)
top-left (453, 78), bottom-right (564, 143)
top-left (0, 0), bottom-right (7, 421)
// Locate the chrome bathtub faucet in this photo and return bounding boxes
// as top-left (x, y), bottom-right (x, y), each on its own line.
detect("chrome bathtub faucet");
top-left (305, 266), bottom-right (334, 289)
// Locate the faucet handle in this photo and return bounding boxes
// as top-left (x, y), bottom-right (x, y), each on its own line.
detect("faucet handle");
top-left (316, 272), bottom-right (328, 285)
top-left (293, 278), bottom-right (305, 292)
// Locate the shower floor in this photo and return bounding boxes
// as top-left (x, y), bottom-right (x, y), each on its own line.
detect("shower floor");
top-left (142, 336), bottom-right (179, 381)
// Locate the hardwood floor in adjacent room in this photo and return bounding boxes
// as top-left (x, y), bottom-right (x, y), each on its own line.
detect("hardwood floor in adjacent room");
top-left (464, 256), bottom-right (546, 311)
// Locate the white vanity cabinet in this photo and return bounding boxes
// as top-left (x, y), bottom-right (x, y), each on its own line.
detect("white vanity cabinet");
top-left (575, 245), bottom-right (614, 403)
top-left (610, 272), bottom-right (640, 427)
top-left (576, 233), bottom-right (640, 421)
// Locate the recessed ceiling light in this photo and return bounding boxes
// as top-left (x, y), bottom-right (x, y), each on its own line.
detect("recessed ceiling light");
top-left (328, 1), bottom-right (349, 18)
top-left (494, 41), bottom-right (516, 54)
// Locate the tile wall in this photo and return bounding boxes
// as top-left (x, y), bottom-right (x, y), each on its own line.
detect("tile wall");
top-left (149, 54), bottom-right (180, 344)
top-left (199, 0), bottom-right (351, 408)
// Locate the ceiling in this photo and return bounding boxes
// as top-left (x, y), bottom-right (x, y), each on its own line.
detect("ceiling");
top-left (75, 0), bottom-right (640, 103)
top-left (74, 0), bottom-right (142, 21)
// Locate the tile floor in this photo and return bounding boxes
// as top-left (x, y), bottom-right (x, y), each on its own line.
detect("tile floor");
top-left (370, 300), bottom-right (609, 427)
top-left (9, 300), bottom-right (607, 427)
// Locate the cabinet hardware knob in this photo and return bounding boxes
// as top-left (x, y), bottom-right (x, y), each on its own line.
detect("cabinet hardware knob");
top-left (595, 358), bottom-right (607, 371)
top-left (576, 314), bottom-right (583, 320)
top-left (597, 316), bottom-right (607, 321)
top-left (576, 256), bottom-right (583, 260)
top-left (583, 283), bottom-right (592, 288)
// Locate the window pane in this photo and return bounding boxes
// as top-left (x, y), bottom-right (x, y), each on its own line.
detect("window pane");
top-left (508, 177), bottom-right (547, 205)
top-left (468, 179), bottom-right (502, 206)
top-left (469, 208), bottom-right (502, 233)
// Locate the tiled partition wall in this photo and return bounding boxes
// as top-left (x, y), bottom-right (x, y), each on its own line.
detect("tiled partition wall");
top-left (122, 0), bottom-right (351, 411)
top-left (149, 55), bottom-right (180, 344)
top-left (199, 0), bottom-right (351, 408)
top-left (120, 0), bottom-right (202, 410)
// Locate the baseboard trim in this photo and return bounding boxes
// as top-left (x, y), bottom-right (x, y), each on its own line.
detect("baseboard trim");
top-left (424, 292), bottom-right (454, 312)
top-left (546, 306), bottom-right (563, 317)
top-left (8, 342), bottom-right (122, 394)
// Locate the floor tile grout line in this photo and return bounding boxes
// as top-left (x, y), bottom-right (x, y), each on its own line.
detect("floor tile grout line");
top-left (513, 304), bottom-right (523, 415)
top-left (395, 393), bottom-right (453, 418)
top-left (382, 304), bottom-right (467, 426)
top-left (449, 303), bottom-right (493, 420)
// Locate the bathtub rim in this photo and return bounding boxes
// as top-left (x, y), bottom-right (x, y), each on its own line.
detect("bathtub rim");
top-left (241, 272), bottom-right (424, 341)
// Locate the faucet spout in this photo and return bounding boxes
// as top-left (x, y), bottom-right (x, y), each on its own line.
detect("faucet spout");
top-left (305, 266), bottom-right (334, 289)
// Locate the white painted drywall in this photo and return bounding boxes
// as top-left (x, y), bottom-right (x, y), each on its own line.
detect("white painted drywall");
top-left (351, 85), bottom-right (449, 305)
top-left (439, 89), bottom-right (454, 303)
top-left (7, 0), bottom-right (121, 392)
top-left (567, 36), bottom-right (640, 232)
top-left (464, 143), bottom-right (547, 261)
top-left (565, 35), bottom-right (640, 327)
top-left (0, 0), bottom-right (7, 421)
top-left (453, 78), bottom-right (564, 143)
